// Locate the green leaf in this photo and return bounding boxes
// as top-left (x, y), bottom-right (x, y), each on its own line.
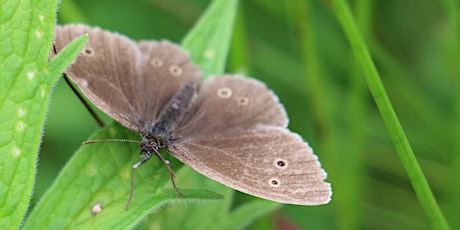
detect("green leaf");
top-left (139, 168), bottom-right (281, 230)
top-left (0, 0), bottom-right (87, 228)
top-left (22, 123), bottom-right (222, 229)
top-left (182, 0), bottom-right (238, 77)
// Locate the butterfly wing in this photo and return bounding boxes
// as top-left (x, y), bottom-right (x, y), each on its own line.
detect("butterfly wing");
top-left (54, 24), bottom-right (143, 131)
top-left (54, 24), bottom-right (202, 133)
top-left (173, 75), bottom-right (288, 137)
top-left (168, 75), bottom-right (331, 205)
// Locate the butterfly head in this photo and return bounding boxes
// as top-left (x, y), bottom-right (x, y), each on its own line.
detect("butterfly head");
top-left (139, 135), bottom-right (169, 160)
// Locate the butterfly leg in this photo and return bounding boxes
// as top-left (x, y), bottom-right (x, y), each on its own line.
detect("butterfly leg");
top-left (125, 157), bottom-right (150, 210)
top-left (152, 150), bottom-right (185, 199)
top-left (125, 147), bottom-right (185, 210)
top-left (52, 44), bottom-right (105, 127)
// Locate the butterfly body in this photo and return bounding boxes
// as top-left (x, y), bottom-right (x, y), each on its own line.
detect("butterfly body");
top-left (54, 24), bottom-right (332, 206)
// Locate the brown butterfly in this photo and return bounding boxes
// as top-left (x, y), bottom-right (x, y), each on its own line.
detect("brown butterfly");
top-left (53, 24), bottom-right (331, 208)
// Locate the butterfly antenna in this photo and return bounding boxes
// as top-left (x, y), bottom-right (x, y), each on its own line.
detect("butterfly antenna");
top-left (52, 43), bottom-right (106, 127)
top-left (83, 139), bottom-right (140, 145)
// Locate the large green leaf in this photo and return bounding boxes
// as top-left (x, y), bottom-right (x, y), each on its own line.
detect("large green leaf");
top-left (0, 0), bottom-right (87, 228)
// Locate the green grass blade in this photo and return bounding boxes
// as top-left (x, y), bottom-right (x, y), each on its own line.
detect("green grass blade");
top-left (330, 0), bottom-right (450, 229)
top-left (449, 0), bottom-right (460, 228)
top-left (0, 0), bottom-right (87, 228)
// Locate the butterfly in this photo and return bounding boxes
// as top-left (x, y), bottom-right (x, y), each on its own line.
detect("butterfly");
top-left (53, 24), bottom-right (331, 208)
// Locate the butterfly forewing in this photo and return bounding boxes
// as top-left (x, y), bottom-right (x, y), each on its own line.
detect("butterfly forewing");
top-left (54, 25), bottom-right (143, 131)
top-left (54, 25), bottom-right (202, 133)
top-left (174, 75), bottom-right (288, 138)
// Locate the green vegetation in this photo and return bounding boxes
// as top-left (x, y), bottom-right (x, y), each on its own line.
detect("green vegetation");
top-left (1, 0), bottom-right (457, 229)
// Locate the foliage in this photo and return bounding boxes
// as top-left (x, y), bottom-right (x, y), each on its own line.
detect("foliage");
top-left (2, 0), bottom-right (458, 229)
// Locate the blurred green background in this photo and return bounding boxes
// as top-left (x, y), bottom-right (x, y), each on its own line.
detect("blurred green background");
top-left (37, 0), bottom-right (458, 229)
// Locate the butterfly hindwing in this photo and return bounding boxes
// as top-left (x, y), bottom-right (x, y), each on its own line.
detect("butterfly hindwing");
top-left (169, 126), bottom-right (331, 205)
